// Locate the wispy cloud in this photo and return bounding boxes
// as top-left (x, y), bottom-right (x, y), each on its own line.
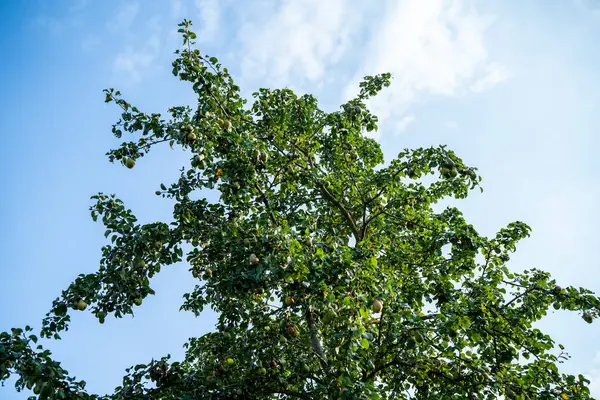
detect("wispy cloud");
top-left (106, 2), bottom-right (140, 33)
top-left (236, 0), bottom-right (366, 89)
top-left (113, 34), bottom-right (161, 84)
top-left (396, 114), bottom-right (416, 134)
top-left (108, 4), bottom-right (164, 85)
top-left (470, 62), bottom-right (509, 93)
top-left (195, 0), bottom-right (221, 42)
top-left (345, 0), bottom-right (506, 131)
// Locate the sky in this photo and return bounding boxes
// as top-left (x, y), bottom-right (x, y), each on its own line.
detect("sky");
top-left (1, 0), bottom-right (600, 397)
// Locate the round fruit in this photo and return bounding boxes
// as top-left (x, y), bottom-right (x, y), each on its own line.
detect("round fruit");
top-left (305, 237), bottom-right (313, 247)
top-left (441, 158), bottom-right (455, 168)
top-left (284, 296), bottom-right (295, 307)
top-left (226, 358), bottom-right (235, 365)
top-left (205, 268), bottom-right (213, 277)
top-left (372, 299), bottom-right (383, 313)
top-left (583, 312), bottom-right (593, 324)
top-left (448, 167), bottom-right (458, 178)
top-left (270, 360), bottom-right (278, 368)
top-left (553, 285), bottom-right (563, 295)
top-left (134, 259), bottom-right (146, 268)
top-left (185, 131), bottom-right (197, 143)
top-left (553, 302), bottom-right (561, 310)
top-left (286, 325), bottom-right (299, 338)
top-left (75, 299), bottom-right (88, 311)
top-left (125, 158), bottom-right (135, 169)
top-left (193, 154), bottom-right (204, 166)
top-left (257, 367), bottom-right (267, 375)
top-left (322, 309), bottom-right (337, 324)
top-left (249, 254), bottom-right (260, 265)
top-left (133, 298), bottom-right (142, 306)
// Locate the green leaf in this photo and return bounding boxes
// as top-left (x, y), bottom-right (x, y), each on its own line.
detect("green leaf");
top-left (360, 338), bottom-right (370, 350)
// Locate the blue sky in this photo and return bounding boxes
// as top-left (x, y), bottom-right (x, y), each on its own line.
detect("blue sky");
top-left (1, 0), bottom-right (600, 397)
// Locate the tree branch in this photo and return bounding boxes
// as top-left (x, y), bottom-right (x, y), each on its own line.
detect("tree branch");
top-left (315, 181), bottom-right (361, 242)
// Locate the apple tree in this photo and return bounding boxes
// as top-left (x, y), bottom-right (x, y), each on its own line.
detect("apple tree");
top-left (2, 20), bottom-right (600, 400)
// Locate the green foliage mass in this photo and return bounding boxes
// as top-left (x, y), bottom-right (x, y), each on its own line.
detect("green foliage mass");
top-left (1, 20), bottom-right (599, 400)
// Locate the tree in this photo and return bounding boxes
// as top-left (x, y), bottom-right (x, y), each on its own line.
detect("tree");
top-left (1, 19), bottom-right (599, 400)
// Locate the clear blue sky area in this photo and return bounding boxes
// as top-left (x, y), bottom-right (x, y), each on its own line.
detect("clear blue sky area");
top-left (1, 1), bottom-right (600, 398)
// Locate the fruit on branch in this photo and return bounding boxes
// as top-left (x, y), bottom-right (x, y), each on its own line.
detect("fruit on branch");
top-left (372, 299), bottom-right (383, 313)
top-left (125, 158), bottom-right (135, 169)
top-left (75, 299), bottom-right (88, 311)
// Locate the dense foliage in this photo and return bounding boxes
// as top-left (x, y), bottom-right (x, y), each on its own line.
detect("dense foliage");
top-left (2, 20), bottom-right (600, 400)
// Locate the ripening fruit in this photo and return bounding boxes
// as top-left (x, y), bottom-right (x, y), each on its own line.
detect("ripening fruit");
top-left (75, 299), bottom-right (88, 311)
top-left (286, 325), bottom-right (299, 338)
top-left (249, 254), bottom-right (260, 265)
top-left (284, 296), bottom-right (295, 307)
top-left (185, 132), bottom-right (197, 143)
top-left (372, 299), bottom-right (383, 313)
top-left (270, 360), bottom-right (278, 368)
top-left (205, 268), bottom-right (213, 277)
top-left (133, 298), bottom-right (142, 306)
top-left (305, 237), bottom-right (313, 247)
top-left (125, 158), bottom-right (135, 169)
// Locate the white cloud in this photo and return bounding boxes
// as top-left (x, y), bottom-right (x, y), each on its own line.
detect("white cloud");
top-left (107, 2), bottom-right (140, 33)
top-left (236, 0), bottom-right (366, 88)
top-left (195, 0), bottom-right (221, 42)
top-left (113, 34), bottom-right (161, 84)
top-left (345, 0), bottom-right (506, 129)
top-left (396, 114), bottom-right (416, 134)
top-left (470, 62), bottom-right (509, 93)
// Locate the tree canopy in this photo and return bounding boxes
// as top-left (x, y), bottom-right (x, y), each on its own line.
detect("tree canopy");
top-left (1, 20), bottom-right (600, 400)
